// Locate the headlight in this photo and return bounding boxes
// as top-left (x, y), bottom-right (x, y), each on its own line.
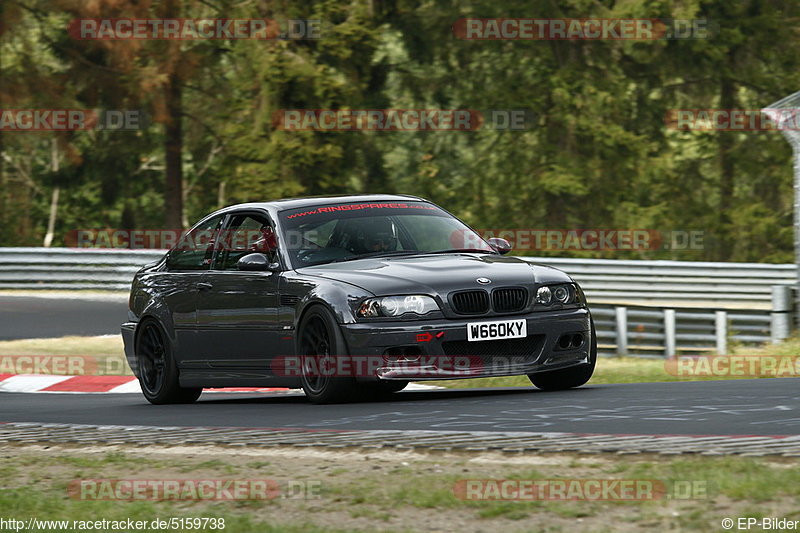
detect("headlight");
top-left (536, 283), bottom-right (583, 306)
top-left (536, 286), bottom-right (552, 305)
top-left (357, 295), bottom-right (439, 318)
top-left (553, 285), bottom-right (570, 303)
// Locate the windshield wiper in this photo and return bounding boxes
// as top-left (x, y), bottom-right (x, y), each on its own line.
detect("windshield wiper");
top-left (327, 250), bottom-right (422, 263)
top-left (427, 248), bottom-right (497, 254)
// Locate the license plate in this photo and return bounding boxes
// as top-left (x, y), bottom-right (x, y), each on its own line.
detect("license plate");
top-left (467, 319), bottom-right (527, 342)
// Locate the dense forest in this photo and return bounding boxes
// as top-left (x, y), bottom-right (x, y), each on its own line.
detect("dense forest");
top-left (2, 0), bottom-right (800, 261)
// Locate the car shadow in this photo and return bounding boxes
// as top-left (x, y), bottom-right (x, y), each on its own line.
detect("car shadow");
top-left (195, 385), bottom-right (597, 405)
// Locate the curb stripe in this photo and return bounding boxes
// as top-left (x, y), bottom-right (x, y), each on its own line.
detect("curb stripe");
top-left (108, 379), bottom-right (145, 393)
top-left (0, 374), bottom-right (72, 392)
top-left (42, 375), bottom-right (137, 392)
top-left (0, 374), bottom-right (293, 394)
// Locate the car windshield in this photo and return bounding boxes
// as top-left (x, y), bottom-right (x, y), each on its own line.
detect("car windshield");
top-left (279, 201), bottom-right (494, 267)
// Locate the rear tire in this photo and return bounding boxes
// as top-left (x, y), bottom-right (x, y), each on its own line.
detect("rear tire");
top-left (528, 318), bottom-right (597, 391)
top-left (298, 306), bottom-right (357, 404)
top-left (135, 319), bottom-right (202, 404)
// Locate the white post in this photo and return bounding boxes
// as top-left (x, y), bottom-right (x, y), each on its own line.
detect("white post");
top-left (664, 309), bottom-right (676, 357)
top-left (771, 285), bottom-right (793, 343)
top-left (715, 310), bottom-right (728, 355)
top-left (615, 306), bottom-right (627, 357)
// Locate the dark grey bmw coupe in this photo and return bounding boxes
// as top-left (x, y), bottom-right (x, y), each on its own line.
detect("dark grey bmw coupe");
top-left (122, 194), bottom-right (595, 404)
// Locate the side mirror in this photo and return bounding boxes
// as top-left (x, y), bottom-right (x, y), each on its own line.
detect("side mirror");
top-left (237, 253), bottom-right (280, 272)
top-left (487, 237), bottom-right (512, 255)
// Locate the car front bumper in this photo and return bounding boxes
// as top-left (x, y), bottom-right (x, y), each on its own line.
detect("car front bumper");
top-left (341, 307), bottom-right (592, 381)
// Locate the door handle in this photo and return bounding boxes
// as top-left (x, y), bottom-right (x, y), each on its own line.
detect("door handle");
top-left (197, 282), bottom-right (213, 291)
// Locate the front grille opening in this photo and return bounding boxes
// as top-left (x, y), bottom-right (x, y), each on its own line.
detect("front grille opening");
top-left (450, 290), bottom-right (490, 314)
top-left (442, 334), bottom-right (545, 361)
top-left (492, 287), bottom-right (528, 313)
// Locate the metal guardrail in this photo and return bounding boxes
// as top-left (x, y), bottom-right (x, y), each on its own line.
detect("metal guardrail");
top-left (525, 257), bottom-right (796, 309)
top-left (0, 248), bottom-right (163, 290)
top-left (592, 302), bottom-right (787, 357)
top-left (0, 248), bottom-right (795, 354)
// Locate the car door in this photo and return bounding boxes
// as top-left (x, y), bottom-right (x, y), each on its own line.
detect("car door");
top-left (196, 211), bottom-right (282, 373)
top-left (162, 213), bottom-right (224, 371)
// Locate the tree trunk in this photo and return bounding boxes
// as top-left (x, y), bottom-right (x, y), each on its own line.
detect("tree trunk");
top-left (217, 180), bottom-right (227, 208)
top-left (42, 187), bottom-right (59, 247)
top-left (0, 131), bottom-right (5, 234)
top-left (718, 76), bottom-right (736, 261)
top-left (164, 73), bottom-right (183, 229)
top-left (43, 139), bottom-right (59, 247)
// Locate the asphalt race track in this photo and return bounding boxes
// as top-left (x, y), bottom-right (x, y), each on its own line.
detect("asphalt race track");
top-left (0, 295), bottom-right (126, 340)
top-left (1, 379), bottom-right (798, 436)
top-left (1, 296), bottom-right (797, 440)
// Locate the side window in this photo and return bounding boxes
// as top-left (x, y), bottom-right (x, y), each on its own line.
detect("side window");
top-left (214, 214), bottom-right (279, 271)
top-left (166, 215), bottom-right (224, 271)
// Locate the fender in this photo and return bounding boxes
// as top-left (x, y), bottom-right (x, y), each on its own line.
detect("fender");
top-left (294, 278), bottom-right (374, 327)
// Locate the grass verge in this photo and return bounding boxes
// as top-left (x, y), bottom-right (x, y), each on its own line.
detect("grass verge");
top-left (0, 444), bottom-right (798, 533)
top-left (0, 335), bottom-right (130, 375)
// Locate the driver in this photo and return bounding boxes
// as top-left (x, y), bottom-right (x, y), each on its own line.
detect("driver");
top-left (248, 226), bottom-right (277, 253)
top-left (358, 217), bottom-right (398, 252)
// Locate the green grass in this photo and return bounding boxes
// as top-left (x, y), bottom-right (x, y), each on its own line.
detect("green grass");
top-left (2, 447), bottom-right (799, 532)
top-left (0, 335), bottom-right (129, 375)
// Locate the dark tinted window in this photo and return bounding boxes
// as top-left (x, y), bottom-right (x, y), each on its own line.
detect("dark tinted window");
top-left (280, 201), bottom-right (492, 267)
top-left (213, 213), bottom-right (279, 271)
top-left (166, 215), bottom-right (224, 271)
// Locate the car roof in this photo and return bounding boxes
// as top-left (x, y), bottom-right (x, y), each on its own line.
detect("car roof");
top-left (218, 194), bottom-right (428, 213)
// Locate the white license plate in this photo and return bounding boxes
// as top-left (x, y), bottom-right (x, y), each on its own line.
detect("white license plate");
top-left (467, 319), bottom-right (527, 342)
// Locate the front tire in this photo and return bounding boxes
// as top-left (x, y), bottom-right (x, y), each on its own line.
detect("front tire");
top-left (528, 319), bottom-right (597, 391)
top-left (298, 306), bottom-right (357, 404)
top-left (135, 319), bottom-right (202, 405)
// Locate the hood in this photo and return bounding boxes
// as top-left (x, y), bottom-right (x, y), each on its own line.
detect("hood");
top-left (298, 253), bottom-right (572, 297)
